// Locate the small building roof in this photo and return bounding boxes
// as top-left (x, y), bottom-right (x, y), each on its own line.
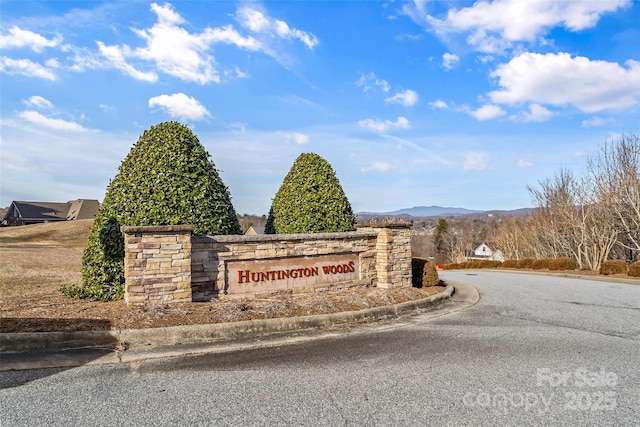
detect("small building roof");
top-left (245, 226), bottom-right (266, 235)
top-left (9, 201), bottom-right (70, 221)
top-left (3, 199), bottom-right (100, 224)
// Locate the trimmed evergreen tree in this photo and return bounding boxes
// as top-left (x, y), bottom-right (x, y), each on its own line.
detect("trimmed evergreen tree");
top-left (265, 153), bottom-right (356, 234)
top-left (74, 121), bottom-right (241, 301)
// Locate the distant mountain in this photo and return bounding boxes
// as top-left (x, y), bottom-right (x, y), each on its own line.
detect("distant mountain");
top-left (357, 205), bottom-right (532, 218)
top-left (484, 208), bottom-right (534, 216)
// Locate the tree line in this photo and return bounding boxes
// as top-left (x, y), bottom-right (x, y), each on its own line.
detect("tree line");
top-left (495, 133), bottom-right (639, 270)
top-left (409, 133), bottom-right (639, 272)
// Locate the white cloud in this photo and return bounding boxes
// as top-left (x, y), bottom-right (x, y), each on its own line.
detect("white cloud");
top-left (517, 159), bottom-right (534, 168)
top-left (398, 0), bottom-right (430, 25)
top-left (18, 111), bottom-right (90, 132)
top-left (24, 96), bottom-right (53, 110)
top-left (361, 161), bottom-right (395, 173)
top-left (131, 4), bottom-right (228, 84)
top-left (150, 1), bottom-right (184, 25)
top-left (385, 89), bottom-right (419, 107)
top-left (0, 57), bottom-right (57, 80)
top-left (463, 152), bottom-right (490, 171)
top-left (519, 103), bottom-right (553, 123)
top-left (0, 26), bottom-right (62, 52)
top-left (582, 116), bottom-right (615, 128)
top-left (237, 5), bottom-right (319, 49)
top-left (358, 116), bottom-right (410, 133)
top-left (430, 99), bottom-right (449, 109)
top-left (355, 72), bottom-right (390, 93)
top-left (425, 0), bottom-right (630, 53)
top-left (489, 53), bottom-right (640, 113)
top-left (442, 53), bottom-right (459, 70)
top-left (97, 2), bottom-right (263, 84)
top-left (466, 104), bottom-right (507, 121)
top-left (148, 93), bottom-right (211, 121)
top-left (282, 132), bottom-right (310, 145)
top-left (226, 66), bottom-right (249, 79)
top-left (97, 42), bottom-right (158, 83)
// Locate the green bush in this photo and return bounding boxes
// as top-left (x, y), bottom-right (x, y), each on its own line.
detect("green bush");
top-left (549, 257), bottom-right (577, 271)
top-left (71, 122), bottom-right (241, 301)
top-left (628, 261), bottom-right (640, 277)
top-left (531, 259), bottom-right (550, 270)
top-left (265, 153), bottom-right (356, 234)
top-left (599, 260), bottom-right (628, 275)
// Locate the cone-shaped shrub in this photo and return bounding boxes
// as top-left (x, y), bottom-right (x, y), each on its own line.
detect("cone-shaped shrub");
top-left (265, 153), bottom-right (356, 234)
top-left (75, 121), bottom-right (241, 301)
top-left (422, 260), bottom-right (440, 287)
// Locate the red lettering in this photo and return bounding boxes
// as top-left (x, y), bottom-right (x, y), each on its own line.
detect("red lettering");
top-left (238, 270), bottom-right (250, 284)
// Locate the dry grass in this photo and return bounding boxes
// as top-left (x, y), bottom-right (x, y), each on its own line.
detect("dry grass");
top-left (0, 220), bottom-right (92, 298)
top-left (0, 221), bottom-right (445, 333)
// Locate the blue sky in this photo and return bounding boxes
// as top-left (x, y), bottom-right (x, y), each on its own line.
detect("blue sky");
top-left (1, 0), bottom-right (639, 215)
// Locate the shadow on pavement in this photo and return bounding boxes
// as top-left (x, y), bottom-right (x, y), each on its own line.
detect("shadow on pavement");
top-left (0, 317), bottom-right (119, 384)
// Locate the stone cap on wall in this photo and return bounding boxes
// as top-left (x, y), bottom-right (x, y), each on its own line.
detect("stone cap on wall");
top-left (121, 225), bottom-right (195, 233)
top-left (120, 225), bottom-right (408, 240)
top-left (196, 230), bottom-right (379, 244)
top-left (358, 223), bottom-right (412, 229)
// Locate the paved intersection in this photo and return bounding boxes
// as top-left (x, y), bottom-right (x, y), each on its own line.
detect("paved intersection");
top-left (1, 271), bottom-right (638, 426)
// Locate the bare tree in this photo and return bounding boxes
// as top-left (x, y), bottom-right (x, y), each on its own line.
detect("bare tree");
top-left (495, 216), bottom-right (528, 259)
top-left (527, 168), bottom-right (618, 270)
top-left (587, 133), bottom-right (640, 262)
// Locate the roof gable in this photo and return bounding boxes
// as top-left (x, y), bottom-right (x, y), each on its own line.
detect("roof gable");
top-left (11, 201), bottom-right (70, 221)
top-left (3, 199), bottom-right (100, 223)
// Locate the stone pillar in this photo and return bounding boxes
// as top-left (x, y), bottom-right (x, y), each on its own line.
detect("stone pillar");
top-left (121, 225), bottom-right (194, 305)
top-left (368, 225), bottom-right (412, 289)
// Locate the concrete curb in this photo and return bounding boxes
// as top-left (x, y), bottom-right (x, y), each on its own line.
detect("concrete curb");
top-left (1, 285), bottom-right (454, 358)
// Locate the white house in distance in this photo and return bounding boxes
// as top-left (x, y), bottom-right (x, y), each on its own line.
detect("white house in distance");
top-left (466, 242), bottom-right (504, 262)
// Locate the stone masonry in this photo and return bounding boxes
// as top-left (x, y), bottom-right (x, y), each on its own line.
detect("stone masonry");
top-left (121, 224), bottom-right (412, 305)
top-left (122, 225), bottom-right (194, 305)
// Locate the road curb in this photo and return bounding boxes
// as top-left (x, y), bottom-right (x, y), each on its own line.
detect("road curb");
top-left (1, 285), bottom-right (455, 362)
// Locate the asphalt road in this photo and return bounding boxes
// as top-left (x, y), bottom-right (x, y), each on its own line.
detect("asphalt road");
top-left (1, 271), bottom-right (639, 426)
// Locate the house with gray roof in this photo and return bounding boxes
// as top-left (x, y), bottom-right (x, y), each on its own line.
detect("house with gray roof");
top-left (2, 199), bottom-right (99, 226)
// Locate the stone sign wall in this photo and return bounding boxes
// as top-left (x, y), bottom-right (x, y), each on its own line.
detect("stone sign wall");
top-left (121, 224), bottom-right (412, 305)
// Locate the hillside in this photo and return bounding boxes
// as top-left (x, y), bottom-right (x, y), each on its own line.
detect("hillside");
top-left (0, 219), bottom-right (93, 245)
